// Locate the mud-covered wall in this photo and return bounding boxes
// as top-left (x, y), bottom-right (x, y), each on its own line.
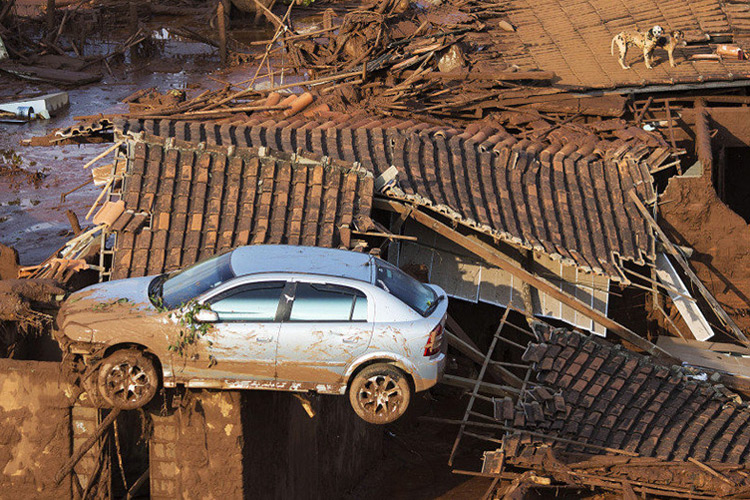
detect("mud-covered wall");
top-left (660, 176), bottom-right (750, 336)
top-left (151, 390), bottom-right (245, 499)
top-left (0, 359), bottom-right (74, 498)
top-left (660, 105), bottom-right (750, 337)
top-left (242, 392), bottom-right (383, 500)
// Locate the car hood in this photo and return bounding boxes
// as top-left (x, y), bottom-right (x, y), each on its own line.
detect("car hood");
top-left (58, 276), bottom-right (163, 342)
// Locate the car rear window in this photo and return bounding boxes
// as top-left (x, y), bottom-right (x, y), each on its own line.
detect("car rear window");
top-left (375, 262), bottom-right (437, 317)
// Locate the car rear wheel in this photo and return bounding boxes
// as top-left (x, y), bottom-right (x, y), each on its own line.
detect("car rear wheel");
top-left (348, 363), bottom-right (411, 424)
top-left (98, 349), bottom-right (159, 410)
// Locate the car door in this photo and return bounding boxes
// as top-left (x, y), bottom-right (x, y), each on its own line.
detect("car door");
top-left (276, 281), bottom-right (373, 389)
top-left (190, 280), bottom-right (286, 385)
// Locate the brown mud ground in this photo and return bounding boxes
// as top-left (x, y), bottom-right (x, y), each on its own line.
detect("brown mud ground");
top-left (660, 176), bottom-right (750, 336)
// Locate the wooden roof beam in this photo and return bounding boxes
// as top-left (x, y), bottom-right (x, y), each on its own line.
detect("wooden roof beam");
top-left (374, 198), bottom-right (679, 364)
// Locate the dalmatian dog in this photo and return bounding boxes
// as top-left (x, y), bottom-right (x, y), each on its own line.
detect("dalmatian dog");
top-left (656, 30), bottom-right (686, 67)
top-left (611, 25), bottom-right (665, 70)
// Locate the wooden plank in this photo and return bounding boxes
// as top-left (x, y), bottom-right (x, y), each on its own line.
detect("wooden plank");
top-left (375, 198), bottom-right (679, 363)
top-left (657, 337), bottom-right (750, 378)
top-left (405, 70), bottom-right (556, 82)
top-left (655, 253), bottom-right (713, 341)
top-left (0, 62), bottom-right (101, 86)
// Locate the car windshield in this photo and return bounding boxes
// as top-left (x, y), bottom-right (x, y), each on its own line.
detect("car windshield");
top-left (158, 252), bottom-right (235, 309)
top-left (375, 261), bottom-right (438, 317)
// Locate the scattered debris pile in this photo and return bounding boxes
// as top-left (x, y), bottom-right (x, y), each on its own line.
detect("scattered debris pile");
top-left (0, 278), bottom-right (63, 357)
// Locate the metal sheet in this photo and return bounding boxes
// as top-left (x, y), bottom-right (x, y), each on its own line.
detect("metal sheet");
top-left (655, 252), bottom-right (714, 341)
top-left (395, 220), bottom-right (609, 335)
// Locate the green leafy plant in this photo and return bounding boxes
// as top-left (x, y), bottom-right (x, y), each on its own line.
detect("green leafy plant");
top-left (168, 300), bottom-right (217, 367)
top-left (151, 294), bottom-right (167, 312)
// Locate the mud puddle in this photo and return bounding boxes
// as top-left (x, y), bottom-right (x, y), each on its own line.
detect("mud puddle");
top-left (0, 16), bottom-right (292, 264)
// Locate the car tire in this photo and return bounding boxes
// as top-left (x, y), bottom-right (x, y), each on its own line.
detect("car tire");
top-left (98, 349), bottom-right (159, 410)
top-left (81, 367), bottom-right (108, 408)
top-left (348, 363), bottom-right (411, 425)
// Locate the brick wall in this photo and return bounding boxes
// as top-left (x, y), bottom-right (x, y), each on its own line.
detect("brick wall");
top-left (0, 360), bottom-right (74, 498)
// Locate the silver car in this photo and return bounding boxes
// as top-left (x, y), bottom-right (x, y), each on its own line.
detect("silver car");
top-left (55, 245), bottom-right (448, 424)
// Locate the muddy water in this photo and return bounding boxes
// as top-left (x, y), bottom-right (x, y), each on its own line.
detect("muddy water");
top-left (0, 20), bottom-right (283, 265)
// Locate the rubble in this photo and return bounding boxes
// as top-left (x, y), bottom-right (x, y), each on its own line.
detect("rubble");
top-left (0, 278), bottom-right (63, 357)
top-left (469, 326), bottom-right (750, 497)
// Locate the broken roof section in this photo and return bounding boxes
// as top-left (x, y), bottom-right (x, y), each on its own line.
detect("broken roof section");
top-left (107, 134), bottom-right (374, 280)
top-left (462, 326), bottom-right (750, 497)
top-left (480, 0), bottom-right (750, 90)
top-left (116, 114), bottom-right (662, 280)
top-left (515, 326), bottom-right (750, 463)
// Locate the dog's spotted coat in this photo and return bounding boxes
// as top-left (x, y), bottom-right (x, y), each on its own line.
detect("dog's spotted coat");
top-left (611, 25), bottom-right (664, 70)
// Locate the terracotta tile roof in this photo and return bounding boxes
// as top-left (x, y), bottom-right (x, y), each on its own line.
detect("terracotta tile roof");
top-left (116, 115), bottom-right (661, 279)
top-left (108, 135), bottom-right (374, 280)
top-left (480, 0), bottom-right (750, 90)
top-left (505, 327), bottom-right (750, 463)
top-left (381, 138), bottom-right (657, 279)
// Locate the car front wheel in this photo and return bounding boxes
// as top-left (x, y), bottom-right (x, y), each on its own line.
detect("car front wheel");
top-left (348, 363), bottom-right (411, 424)
top-left (98, 349), bottom-right (159, 410)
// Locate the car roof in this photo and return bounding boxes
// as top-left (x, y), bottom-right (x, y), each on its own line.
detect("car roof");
top-left (229, 245), bottom-right (375, 283)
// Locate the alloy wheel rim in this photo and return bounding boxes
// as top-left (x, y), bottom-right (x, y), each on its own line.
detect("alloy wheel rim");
top-left (105, 362), bottom-right (152, 404)
top-left (357, 374), bottom-right (403, 419)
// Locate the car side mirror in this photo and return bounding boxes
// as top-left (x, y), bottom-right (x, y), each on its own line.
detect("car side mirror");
top-left (195, 309), bottom-right (219, 323)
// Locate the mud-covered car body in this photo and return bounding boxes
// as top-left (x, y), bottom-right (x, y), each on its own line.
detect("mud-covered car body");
top-left (56, 245), bottom-right (448, 396)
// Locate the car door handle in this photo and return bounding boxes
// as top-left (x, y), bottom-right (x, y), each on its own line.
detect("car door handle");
top-left (342, 337), bottom-right (358, 344)
top-left (256, 337), bottom-right (274, 343)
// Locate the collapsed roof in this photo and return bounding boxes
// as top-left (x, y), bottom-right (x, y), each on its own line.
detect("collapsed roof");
top-left (515, 326), bottom-right (750, 462)
top-left (116, 114), bottom-right (666, 280)
top-left (456, 325), bottom-right (750, 497)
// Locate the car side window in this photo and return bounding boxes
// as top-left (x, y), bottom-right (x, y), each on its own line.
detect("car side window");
top-left (289, 283), bottom-right (368, 322)
top-left (209, 281), bottom-right (285, 322)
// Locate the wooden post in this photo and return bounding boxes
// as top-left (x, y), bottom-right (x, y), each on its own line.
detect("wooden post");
top-left (694, 100), bottom-right (713, 184)
top-left (128, 0), bottom-right (138, 36)
top-left (717, 145), bottom-right (726, 201)
top-left (217, 0), bottom-right (227, 66)
top-left (46, 0), bottom-right (55, 36)
top-left (66, 210), bottom-right (82, 235)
